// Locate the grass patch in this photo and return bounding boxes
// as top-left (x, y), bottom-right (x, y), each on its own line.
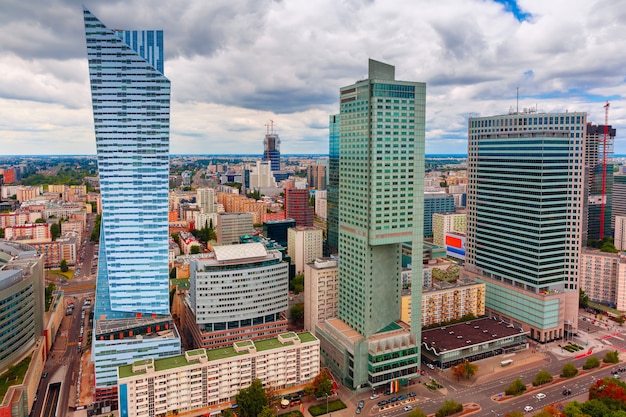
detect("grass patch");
top-left (0, 355), bottom-right (32, 402)
top-left (308, 400), bottom-right (347, 416)
top-left (47, 269), bottom-right (74, 280)
top-left (425, 380), bottom-right (444, 391)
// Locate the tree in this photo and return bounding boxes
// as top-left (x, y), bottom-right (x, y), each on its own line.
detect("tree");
top-left (563, 401), bottom-right (585, 417)
top-left (451, 364), bottom-right (465, 381)
top-left (589, 378), bottom-right (626, 410)
top-left (190, 245), bottom-right (201, 254)
top-left (408, 409), bottom-right (428, 417)
top-left (50, 222), bottom-right (61, 240)
top-left (290, 274), bottom-right (304, 294)
top-left (60, 259), bottom-right (68, 273)
top-left (584, 356), bottom-right (601, 370)
top-left (604, 350), bottom-right (620, 364)
top-left (290, 303), bottom-right (304, 324)
top-left (171, 232), bottom-right (179, 242)
top-left (312, 369), bottom-right (333, 398)
top-left (580, 289), bottom-right (590, 309)
top-left (0, 228), bottom-right (3, 238)
top-left (561, 362), bottom-right (578, 378)
top-left (533, 369), bottom-right (553, 386)
top-left (222, 410), bottom-right (235, 417)
top-left (505, 378), bottom-right (526, 396)
top-left (170, 268), bottom-right (177, 279)
top-left (435, 399), bottom-right (462, 417)
top-left (35, 218), bottom-right (46, 223)
top-left (459, 360), bottom-right (477, 379)
top-left (257, 406), bottom-right (274, 417)
top-left (581, 398), bottom-right (611, 417)
top-left (235, 379), bottom-right (268, 417)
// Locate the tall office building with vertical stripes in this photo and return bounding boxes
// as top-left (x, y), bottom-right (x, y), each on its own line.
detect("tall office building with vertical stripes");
top-left (463, 110), bottom-right (585, 343)
top-left (84, 7), bottom-right (180, 402)
top-left (316, 60), bottom-right (424, 390)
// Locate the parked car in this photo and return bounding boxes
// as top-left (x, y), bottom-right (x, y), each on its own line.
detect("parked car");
top-left (358, 400), bottom-right (364, 408)
top-left (370, 393), bottom-right (379, 400)
top-left (355, 407), bottom-right (361, 415)
top-left (403, 406), bottom-right (413, 411)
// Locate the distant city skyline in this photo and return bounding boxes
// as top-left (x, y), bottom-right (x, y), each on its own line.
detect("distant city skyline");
top-left (1, 0), bottom-right (626, 155)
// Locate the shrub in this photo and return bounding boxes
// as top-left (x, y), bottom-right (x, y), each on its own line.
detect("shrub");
top-left (583, 356), bottom-right (600, 370)
top-left (560, 363), bottom-right (578, 378)
top-left (604, 350), bottom-right (620, 364)
top-left (308, 400), bottom-right (347, 417)
top-left (435, 399), bottom-right (463, 417)
top-left (505, 378), bottom-right (527, 396)
top-left (532, 370), bottom-right (553, 386)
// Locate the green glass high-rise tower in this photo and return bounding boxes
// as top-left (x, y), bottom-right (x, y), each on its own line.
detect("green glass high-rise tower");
top-left (317, 60), bottom-right (425, 390)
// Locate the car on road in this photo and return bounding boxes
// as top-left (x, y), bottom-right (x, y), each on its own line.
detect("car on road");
top-left (41, 373), bottom-right (48, 379)
top-left (612, 373), bottom-right (621, 379)
top-left (369, 393), bottom-right (379, 400)
top-left (403, 406), bottom-right (413, 411)
top-left (562, 389), bottom-right (572, 396)
top-left (426, 363), bottom-right (435, 369)
top-left (358, 400), bottom-right (364, 408)
top-left (535, 393), bottom-right (546, 400)
top-left (524, 405), bottom-right (533, 412)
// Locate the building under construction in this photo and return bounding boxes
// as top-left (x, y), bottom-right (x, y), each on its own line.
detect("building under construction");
top-left (585, 123), bottom-right (616, 241)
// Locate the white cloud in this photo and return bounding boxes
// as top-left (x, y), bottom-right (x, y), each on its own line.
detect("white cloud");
top-left (1, 0), bottom-right (625, 156)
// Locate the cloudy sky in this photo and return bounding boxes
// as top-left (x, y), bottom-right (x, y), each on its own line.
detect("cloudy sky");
top-left (1, 0), bottom-right (626, 156)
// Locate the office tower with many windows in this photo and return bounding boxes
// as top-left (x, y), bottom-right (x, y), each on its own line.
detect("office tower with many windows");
top-left (326, 114), bottom-right (340, 255)
top-left (316, 60), bottom-right (424, 390)
top-left (463, 110), bottom-right (586, 343)
top-left (585, 124), bottom-right (615, 241)
top-left (263, 123), bottom-right (281, 172)
top-left (84, 7), bottom-right (181, 402)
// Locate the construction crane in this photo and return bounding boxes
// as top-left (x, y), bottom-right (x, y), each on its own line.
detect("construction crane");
top-left (599, 101), bottom-right (610, 239)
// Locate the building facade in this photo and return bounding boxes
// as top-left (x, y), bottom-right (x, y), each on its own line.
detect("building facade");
top-left (284, 185), bottom-right (313, 227)
top-left (84, 7), bottom-right (181, 400)
top-left (287, 227), bottom-right (323, 275)
top-left (580, 248), bottom-right (626, 310)
top-left (263, 126), bottom-right (281, 172)
top-left (464, 110), bottom-right (586, 343)
top-left (614, 175), bottom-right (626, 231)
top-left (184, 243), bottom-right (289, 349)
top-left (118, 333), bottom-right (319, 417)
top-left (0, 241), bottom-right (44, 373)
top-left (424, 192), bottom-right (455, 237)
top-left (616, 216), bottom-right (626, 251)
top-left (316, 60), bottom-right (424, 390)
top-left (326, 114), bottom-right (340, 255)
top-left (585, 124), bottom-right (615, 241)
top-left (304, 258), bottom-right (339, 333)
top-left (432, 212), bottom-right (466, 247)
top-left (216, 212), bottom-right (254, 245)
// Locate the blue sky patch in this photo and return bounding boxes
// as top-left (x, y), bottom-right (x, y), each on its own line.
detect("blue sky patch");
top-left (493, 0), bottom-right (531, 22)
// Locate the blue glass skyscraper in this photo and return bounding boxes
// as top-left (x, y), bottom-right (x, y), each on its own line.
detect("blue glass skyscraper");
top-left (84, 7), bottom-right (180, 402)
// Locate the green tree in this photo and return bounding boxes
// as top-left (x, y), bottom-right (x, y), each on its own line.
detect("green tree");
top-left (604, 350), bottom-right (620, 364)
top-left (170, 268), bottom-right (177, 279)
top-left (35, 218), bottom-right (46, 223)
top-left (257, 406), bottom-right (274, 417)
top-left (222, 409), bottom-right (235, 417)
top-left (290, 303), bottom-right (304, 323)
top-left (290, 274), bottom-right (304, 294)
top-left (563, 401), bottom-right (585, 417)
top-left (532, 369), bottom-right (553, 386)
top-left (435, 399), bottom-right (462, 417)
top-left (407, 409), bottom-right (428, 417)
top-left (580, 289), bottom-right (590, 308)
top-left (91, 214), bottom-right (101, 242)
top-left (504, 378), bottom-right (526, 396)
top-left (581, 398), bottom-right (611, 417)
top-left (583, 356), bottom-right (601, 369)
top-left (190, 245), bottom-right (201, 254)
top-left (0, 228), bottom-right (4, 238)
top-left (235, 379), bottom-right (268, 417)
top-left (60, 259), bottom-right (68, 273)
top-left (171, 232), bottom-right (179, 242)
top-left (560, 362), bottom-right (578, 378)
top-left (50, 222), bottom-right (61, 240)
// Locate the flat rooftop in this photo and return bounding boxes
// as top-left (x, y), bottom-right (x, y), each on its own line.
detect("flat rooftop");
top-left (422, 317), bottom-right (527, 353)
top-left (119, 332), bottom-right (318, 379)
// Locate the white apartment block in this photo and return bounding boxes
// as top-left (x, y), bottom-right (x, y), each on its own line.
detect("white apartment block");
top-left (315, 190), bottom-right (327, 220)
top-left (197, 188), bottom-right (218, 214)
top-left (249, 161), bottom-right (277, 189)
top-left (580, 249), bottom-right (626, 310)
top-left (287, 227), bottom-right (323, 275)
top-left (616, 216), bottom-right (626, 251)
top-left (304, 258), bottom-right (338, 333)
top-left (0, 212), bottom-right (42, 228)
top-left (432, 213), bottom-right (466, 246)
top-left (117, 332), bottom-right (320, 417)
top-left (401, 279), bottom-right (486, 327)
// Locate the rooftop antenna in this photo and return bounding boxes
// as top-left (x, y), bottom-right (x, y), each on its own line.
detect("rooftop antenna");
top-left (265, 120), bottom-right (275, 135)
